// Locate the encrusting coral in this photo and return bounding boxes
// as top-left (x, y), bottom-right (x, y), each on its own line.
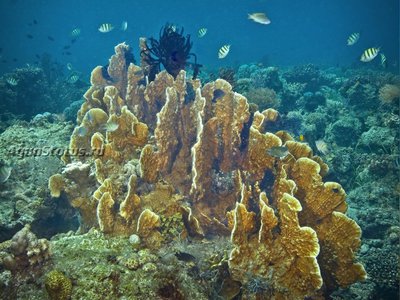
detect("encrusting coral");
top-left (48, 41), bottom-right (366, 298)
top-left (45, 269), bottom-right (72, 300)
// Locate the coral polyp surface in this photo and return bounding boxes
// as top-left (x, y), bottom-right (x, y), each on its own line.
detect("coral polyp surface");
top-left (48, 42), bottom-right (366, 298)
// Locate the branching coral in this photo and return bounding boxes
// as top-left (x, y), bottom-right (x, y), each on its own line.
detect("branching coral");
top-left (49, 41), bottom-right (366, 297)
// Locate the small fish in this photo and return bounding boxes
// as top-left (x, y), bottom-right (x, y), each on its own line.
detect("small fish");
top-left (64, 51), bottom-right (72, 56)
top-left (71, 28), bottom-right (81, 38)
top-left (198, 28), bottom-right (207, 38)
top-left (347, 32), bottom-right (360, 46)
top-left (6, 77), bottom-right (18, 86)
top-left (267, 146), bottom-right (289, 158)
top-left (170, 24), bottom-right (177, 32)
top-left (218, 44), bottom-right (230, 59)
top-left (0, 165), bottom-right (12, 183)
top-left (77, 126), bottom-right (88, 137)
top-left (0, 48), bottom-right (3, 53)
top-left (175, 251), bottom-right (196, 262)
top-left (12, 58), bottom-right (17, 62)
top-left (47, 36), bottom-right (55, 41)
top-left (35, 54), bottom-right (40, 59)
top-left (248, 12), bottom-right (271, 25)
top-left (66, 63), bottom-right (73, 71)
top-left (380, 53), bottom-right (387, 68)
top-left (70, 38), bottom-right (77, 44)
top-left (101, 120), bottom-right (119, 132)
top-left (67, 74), bottom-right (79, 84)
top-left (33, 19), bottom-right (38, 25)
top-left (315, 140), bottom-right (329, 155)
top-left (360, 47), bottom-right (380, 62)
top-left (63, 45), bottom-right (71, 50)
top-left (1, 59), bottom-right (7, 63)
top-left (26, 34), bottom-right (33, 39)
top-left (86, 111), bottom-right (93, 123)
top-left (212, 89), bottom-right (225, 102)
top-left (121, 21), bottom-right (128, 31)
top-left (299, 134), bottom-right (305, 142)
top-left (98, 23), bottom-right (114, 33)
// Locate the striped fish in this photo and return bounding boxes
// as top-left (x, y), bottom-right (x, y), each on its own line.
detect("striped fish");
top-left (198, 28), bottom-right (207, 38)
top-left (380, 53), bottom-right (387, 68)
top-left (71, 28), bottom-right (81, 38)
top-left (67, 74), bottom-right (79, 84)
top-left (6, 77), bottom-right (18, 86)
top-left (98, 23), bottom-right (114, 33)
top-left (218, 44), bottom-right (231, 59)
top-left (347, 32), bottom-right (360, 46)
top-left (360, 47), bottom-right (380, 62)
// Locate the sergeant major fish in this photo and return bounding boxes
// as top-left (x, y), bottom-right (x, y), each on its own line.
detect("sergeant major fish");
top-left (347, 32), bottom-right (360, 46)
top-left (99, 23), bottom-right (114, 33)
top-left (198, 28), bottom-right (207, 38)
top-left (360, 47), bottom-right (380, 62)
top-left (218, 45), bottom-right (230, 59)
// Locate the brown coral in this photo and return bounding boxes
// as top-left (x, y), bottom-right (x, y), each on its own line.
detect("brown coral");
top-left (49, 41), bottom-right (366, 297)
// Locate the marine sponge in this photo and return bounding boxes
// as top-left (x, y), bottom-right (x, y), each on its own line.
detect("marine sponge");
top-left (45, 270), bottom-right (72, 300)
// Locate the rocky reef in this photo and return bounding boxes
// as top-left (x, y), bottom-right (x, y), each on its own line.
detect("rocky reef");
top-left (0, 116), bottom-right (77, 242)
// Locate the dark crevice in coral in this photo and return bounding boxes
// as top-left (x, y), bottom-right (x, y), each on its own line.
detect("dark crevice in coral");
top-left (30, 195), bottom-right (79, 239)
top-left (239, 109), bottom-right (254, 152)
top-left (0, 224), bottom-right (23, 243)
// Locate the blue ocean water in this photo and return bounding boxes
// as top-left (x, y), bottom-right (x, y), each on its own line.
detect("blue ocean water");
top-left (0, 0), bottom-right (398, 75)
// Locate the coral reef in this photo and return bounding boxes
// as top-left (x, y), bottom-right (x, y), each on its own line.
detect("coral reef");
top-left (251, 66), bottom-right (283, 91)
top-left (0, 57), bottom-right (86, 123)
top-left (283, 64), bottom-right (330, 92)
top-left (296, 91), bottom-right (326, 111)
top-left (245, 87), bottom-right (281, 110)
top-left (45, 42), bottom-right (367, 299)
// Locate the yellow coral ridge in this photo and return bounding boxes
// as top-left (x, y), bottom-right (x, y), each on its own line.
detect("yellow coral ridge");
top-left (291, 157), bottom-right (346, 221)
top-left (315, 212), bottom-right (367, 291)
top-left (139, 145), bottom-right (158, 183)
top-left (229, 192), bottom-right (322, 299)
top-left (137, 209), bottom-right (161, 238)
top-left (48, 174), bottom-right (64, 198)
